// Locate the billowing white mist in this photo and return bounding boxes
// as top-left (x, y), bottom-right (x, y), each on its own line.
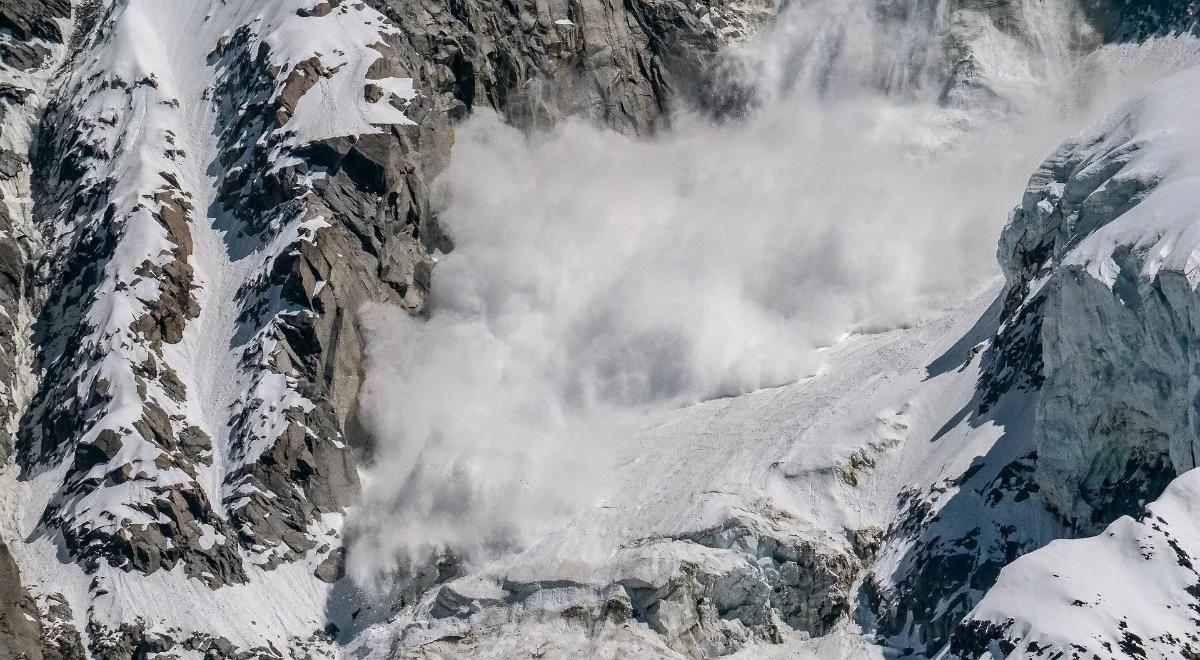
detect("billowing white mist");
top-left (346, 0), bottom-right (1200, 592)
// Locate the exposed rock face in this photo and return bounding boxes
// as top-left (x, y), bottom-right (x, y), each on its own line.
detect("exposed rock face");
top-left (868, 438), bottom-right (1068, 655)
top-left (0, 542), bottom-right (42, 660)
top-left (0, 0), bottom-right (70, 44)
top-left (362, 0), bottom-right (774, 135)
top-left (38, 595), bottom-right (85, 660)
top-left (188, 0), bottom-right (773, 579)
top-left (0, 157), bottom-right (25, 463)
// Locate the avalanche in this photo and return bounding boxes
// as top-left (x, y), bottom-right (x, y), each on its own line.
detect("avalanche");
top-left (1, 0), bottom-right (1200, 658)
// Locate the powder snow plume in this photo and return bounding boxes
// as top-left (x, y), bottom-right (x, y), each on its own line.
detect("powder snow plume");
top-left (344, 0), bottom-right (1200, 593)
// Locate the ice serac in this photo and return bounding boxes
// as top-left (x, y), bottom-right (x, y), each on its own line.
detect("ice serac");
top-left (2, 0), bottom-right (1200, 656)
top-left (945, 57), bottom-right (1200, 659)
top-left (992, 60), bottom-right (1200, 531)
top-left (359, 0), bottom-right (774, 135)
top-left (24, 0), bottom-right (248, 587)
top-left (865, 32), bottom-right (1200, 660)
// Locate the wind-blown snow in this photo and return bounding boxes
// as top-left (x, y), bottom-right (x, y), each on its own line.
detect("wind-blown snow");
top-left (347, 0), bottom-right (1200, 593)
top-left (349, 279), bottom-right (1008, 656)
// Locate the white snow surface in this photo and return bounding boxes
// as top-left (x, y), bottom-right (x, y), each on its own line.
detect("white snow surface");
top-left (964, 469), bottom-right (1200, 658)
top-left (1058, 64), bottom-right (1200, 285)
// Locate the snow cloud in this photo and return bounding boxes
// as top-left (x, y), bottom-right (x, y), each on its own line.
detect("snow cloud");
top-left (344, 0), bottom-right (1200, 594)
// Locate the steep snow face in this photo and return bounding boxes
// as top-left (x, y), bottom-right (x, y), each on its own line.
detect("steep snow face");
top-left (944, 57), bottom-right (1200, 660)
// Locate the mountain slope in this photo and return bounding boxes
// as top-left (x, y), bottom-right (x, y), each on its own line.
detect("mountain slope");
top-left (948, 54), bottom-right (1200, 660)
top-left (0, 0), bottom-right (775, 655)
top-left (1, 0), bottom-right (1200, 658)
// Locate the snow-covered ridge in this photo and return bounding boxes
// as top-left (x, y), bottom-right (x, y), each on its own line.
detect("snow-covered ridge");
top-left (6, 0), bottom-right (422, 652)
top-left (988, 51), bottom-right (1200, 533)
top-left (19, 0), bottom-right (415, 570)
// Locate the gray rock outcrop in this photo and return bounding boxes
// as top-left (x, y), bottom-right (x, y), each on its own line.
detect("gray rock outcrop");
top-left (0, 542), bottom-right (42, 660)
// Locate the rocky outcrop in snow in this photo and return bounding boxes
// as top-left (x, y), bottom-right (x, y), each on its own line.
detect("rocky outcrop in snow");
top-left (370, 516), bottom-right (865, 659)
top-left (0, 0), bottom-right (779, 654)
top-left (991, 58), bottom-right (1200, 532)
